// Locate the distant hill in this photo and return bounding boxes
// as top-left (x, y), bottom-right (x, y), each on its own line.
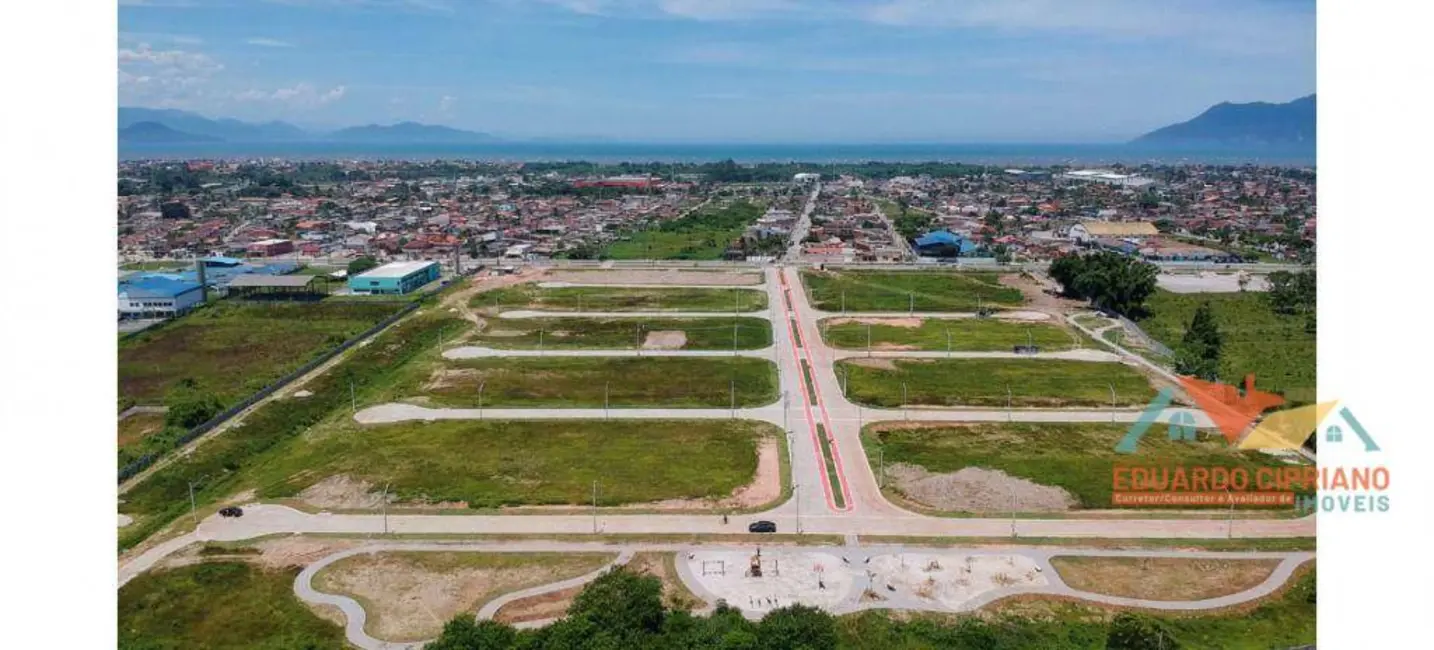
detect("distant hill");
top-left (1133, 95), bottom-right (1315, 147)
top-left (118, 121), bottom-right (220, 144)
top-left (118, 107), bottom-right (309, 142)
top-left (325, 121), bottom-right (498, 144)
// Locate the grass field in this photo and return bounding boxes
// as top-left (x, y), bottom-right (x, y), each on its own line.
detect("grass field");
top-left (604, 200), bottom-right (764, 260)
top-left (837, 568), bottom-right (1315, 650)
top-left (816, 424), bottom-right (846, 508)
top-left (835, 358), bottom-right (1157, 408)
top-left (477, 285), bottom-right (768, 313)
top-left (1138, 290), bottom-right (1315, 403)
top-left (863, 421), bottom-right (1299, 509)
top-left (821, 317), bottom-right (1077, 351)
top-left (119, 562), bottom-right (345, 649)
top-left (802, 269), bottom-right (1025, 312)
top-left (118, 411), bottom-right (167, 448)
top-left (252, 419), bottom-right (780, 507)
top-left (119, 301), bottom-right (404, 407)
top-left (410, 357), bottom-right (778, 408)
top-left (472, 316), bottom-right (772, 350)
top-left (1049, 556), bottom-right (1283, 601)
top-left (119, 313), bottom-right (462, 550)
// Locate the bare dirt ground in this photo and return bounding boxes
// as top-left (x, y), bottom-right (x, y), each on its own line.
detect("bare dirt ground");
top-left (826, 317), bottom-right (923, 328)
top-left (642, 330), bottom-right (688, 350)
top-left (886, 464), bottom-right (1078, 513)
top-left (846, 358), bottom-right (899, 370)
top-left (546, 270), bottom-right (762, 286)
top-left (157, 535), bottom-right (362, 572)
top-left (297, 475), bottom-right (391, 510)
top-left (1158, 272), bottom-right (1270, 294)
top-left (627, 552), bottom-right (703, 609)
top-left (1049, 556), bottom-right (1283, 601)
top-left (493, 584), bottom-right (582, 624)
top-left (313, 552), bottom-right (613, 642)
top-left (1000, 273), bottom-right (1084, 313)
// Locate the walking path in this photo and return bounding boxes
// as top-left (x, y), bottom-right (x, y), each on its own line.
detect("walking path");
top-left (286, 540), bottom-right (1313, 648)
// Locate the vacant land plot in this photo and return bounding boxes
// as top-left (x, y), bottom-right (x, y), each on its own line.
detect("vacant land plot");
top-left (802, 269), bottom-right (1025, 312)
top-left (835, 358), bottom-right (1156, 408)
top-left (119, 562), bottom-right (345, 649)
top-left (1138, 290), bottom-right (1315, 403)
top-left (604, 200), bottom-right (764, 260)
top-left (821, 317), bottom-right (1076, 351)
top-left (472, 316), bottom-right (771, 350)
top-left (477, 285), bottom-right (767, 313)
top-left (864, 421), bottom-right (1299, 510)
top-left (255, 419), bottom-right (780, 508)
top-left (119, 301), bottom-right (403, 407)
top-left (313, 551), bottom-right (612, 642)
top-left (546, 269), bottom-right (762, 286)
top-left (118, 411), bottom-right (167, 447)
top-left (1050, 556), bottom-right (1283, 601)
top-left (413, 357), bottom-right (778, 408)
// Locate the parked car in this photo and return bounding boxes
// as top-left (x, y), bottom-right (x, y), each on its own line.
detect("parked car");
top-left (748, 520), bottom-right (776, 533)
top-left (219, 506), bottom-right (244, 518)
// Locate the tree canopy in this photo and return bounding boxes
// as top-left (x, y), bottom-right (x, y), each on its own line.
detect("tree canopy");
top-left (1048, 251), bottom-right (1159, 317)
top-left (1174, 301), bottom-right (1223, 380)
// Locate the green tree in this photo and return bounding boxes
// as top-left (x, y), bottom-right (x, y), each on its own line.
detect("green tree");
top-left (164, 379), bottom-right (223, 429)
top-left (1175, 302), bottom-right (1223, 380)
top-left (1049, 251), bottom-right (1159, 317)
top-left (425, 618), bottom-right (516, 650)
top-left (1267, 269), bottom-right (1315, 315)
top-left (160, 201), bottom-right (192, 220)
top-left (565, 568), bottom-right (666, 641)
top-left (1106, 612), bottom-right (1180, 650)
top-left (755, 605), bottom-right (837, 650)
top-left (347, 256), bottom-right (379, 276)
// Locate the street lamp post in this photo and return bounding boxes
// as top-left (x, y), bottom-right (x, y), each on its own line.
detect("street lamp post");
top-left (381, 482), bottom-right (390, 535)
top-left (592, 480), bottom-right (599, 533)
top-left (478, 380), bottom-right (485, 420)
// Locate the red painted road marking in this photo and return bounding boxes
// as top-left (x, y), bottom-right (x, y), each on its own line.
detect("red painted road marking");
top-left (785, 268), bottom-right (854, 511)
top-left (778, 269), bottom-right (852, 512)
top-left (776, 271), bottom-right (839, 511)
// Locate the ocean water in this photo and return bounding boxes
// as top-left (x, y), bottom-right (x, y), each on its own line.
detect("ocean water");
top-left (117, 141), bottom-right (1315, 166)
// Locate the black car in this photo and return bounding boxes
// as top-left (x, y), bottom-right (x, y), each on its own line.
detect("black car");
top-left (219, 506), bottom-right (244, 518)
top-left (748, 520), bottom-right (776, 533)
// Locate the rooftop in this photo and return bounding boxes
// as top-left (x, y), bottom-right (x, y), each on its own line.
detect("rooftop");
top-left (354, 260), bottom-right (439, 279)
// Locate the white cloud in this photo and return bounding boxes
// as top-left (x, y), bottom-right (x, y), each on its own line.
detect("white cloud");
top-left (246, 37), bottom-right (296, 48)
top-left (236, 83), bottom-right (348, 108)
top-left (656, 0), bottom-right (793, 20)
top-left (118, 43), bottom-right (224, 75)
top-left (438, 95), bottom-right (457, 113)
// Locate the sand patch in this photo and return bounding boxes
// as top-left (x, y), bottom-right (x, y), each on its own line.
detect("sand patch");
top-left (847, 358), bottom-right (898, 370)
top-left (642, 330), bottom-right (688, 350)
top-left (872, 342), bottom-right (919, 351)
top-left (252, 536), bottom-right (363, 570)
top-left (886, 464), bottom-right (1077, 513)
top-left (297, 475), bottom-right (391, 510)
top-left (826, 317), bottom-right (923, 328)
top-left (493, 585), bottom-right (582, 624)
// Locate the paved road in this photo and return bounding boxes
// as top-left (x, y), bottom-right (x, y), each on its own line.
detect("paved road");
top-left (287, 539), bottom-right (1313, 649)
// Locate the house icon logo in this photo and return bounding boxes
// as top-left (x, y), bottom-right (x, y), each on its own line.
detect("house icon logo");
top-left (1116, 374), bottom-right (1378, 454)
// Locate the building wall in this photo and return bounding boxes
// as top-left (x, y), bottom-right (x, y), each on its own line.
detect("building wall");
top-left (347, 262), bottom-right (440, 295)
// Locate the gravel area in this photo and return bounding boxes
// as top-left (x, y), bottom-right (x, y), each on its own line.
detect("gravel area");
top-left (886, 464), bottom-right (1077, 513)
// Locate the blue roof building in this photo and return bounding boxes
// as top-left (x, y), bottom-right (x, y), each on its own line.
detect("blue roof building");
top-left (118, 277), bottom-right (205, 319)
top-left (914, 230), bottom-right (979, 257)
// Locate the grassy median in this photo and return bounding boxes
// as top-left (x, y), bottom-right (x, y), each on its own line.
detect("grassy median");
top-left (478, 285), bottom-right (767, 313)
top-left (472, 316), bottom-right (772, 350)
top-left (835, 358), bottom-right (1157, 408)
top-left (412, 357), bottom-right (779, 408)
top-left (821, 317), bottom-right (1077, 351)
top-left (801, 269), bottom-right (1024, 312)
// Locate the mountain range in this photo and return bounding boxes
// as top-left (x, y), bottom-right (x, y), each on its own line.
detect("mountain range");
top-left (117, 107), bottom-right (498, 144)
top-left (1133, 95), bottom-right (1315, 147)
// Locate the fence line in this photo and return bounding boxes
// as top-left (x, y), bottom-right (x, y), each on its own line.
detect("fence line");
top-left (117, 301), bottom-right (420, 484)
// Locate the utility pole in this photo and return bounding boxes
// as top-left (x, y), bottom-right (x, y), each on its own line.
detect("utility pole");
top-left (902, 382), bottom-right (909, 421)
top-left (946, 328), bottom-right (952, 358)
top-left (866, 323), bottom-right (872, 358)
top-left (1226, 486), bottom-right (1235, 539)
top-left (908, 291), bottom-right (914, 315)
top-left (841, 290), bottom-right (846, 314)
top-left (604, 382), bottom-right (610, 420)
top-left (478, 380), bottom-right (486, 420)
top-left (730, 379), bottom-right (736, 418)
top-left (795, 482), bottom-right (801, 534)
top-left (733, 322), bottom-right (739, 356)
top-left (381, 482), bottom-right (390, 535)
top-left (1109, 383), bottom-right (1117, 423)
top-left (349, 376), bottom-right (356, 415)
top-left (782, 390), bottom-right (789, 432)
top-left (1007, 384), bottom-right (1013, 422)
top-left (188, 479), bottom-right (200, 526)
top-left (539, 328), bottom-right (544, 355)
top-left (592, 480), bottom-right (599, 533)
top-left (878, 447), bottom-right (885, 487)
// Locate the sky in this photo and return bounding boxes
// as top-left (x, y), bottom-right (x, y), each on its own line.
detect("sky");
top-left (117, 0), bottom-right (1316, 143)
